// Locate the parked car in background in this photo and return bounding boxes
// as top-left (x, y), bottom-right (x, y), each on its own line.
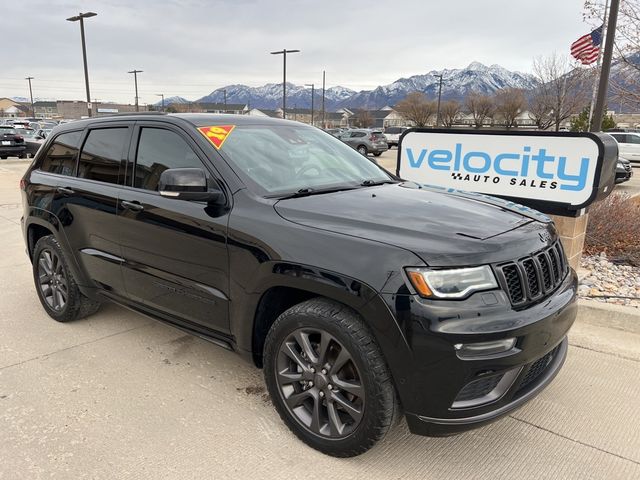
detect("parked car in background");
top-left (615, 156), bottom-right (633, 184)
top-left (16, 128), bottom-right (45, 158)
top-left (0, 126), bottom-right (26, 159)
top-left (325, 128), bottom-right (345, 138)
top-left (339, 128), bottom-right (388, 156)
top-left (607, 132), bottom-right (640, 167)
top-left (384, 126), bottom-right (408, 148)
top-left (35, 128), bottom-right (52, 139)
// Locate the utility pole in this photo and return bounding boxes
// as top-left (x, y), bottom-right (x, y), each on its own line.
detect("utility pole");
top-left (128, 70), bottom-right (143, 112)
top-left (435, 74), bottom-right (444, 127)
top-left (305, 83), bottom-right (315, 126)
top-left (270, 49), bottom-right (300, 119)
top-left (25, 77), bottom-right (35, 118)
top-left (591, 0), bottom-right (619, 132)
top-left (223, 89), bottom-right (227, 108)
top-left (322, 70), bottom-right (326, 128)
top-left (66, 11), bottom-right (97, 117)
top-left (156, 93), bottom-right (165, 112)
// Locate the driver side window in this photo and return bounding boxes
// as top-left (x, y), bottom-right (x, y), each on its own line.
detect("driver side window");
top-left (134, 128), bottom-right (203, 191)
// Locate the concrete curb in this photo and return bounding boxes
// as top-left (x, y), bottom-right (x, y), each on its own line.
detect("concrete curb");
top-left (577, 299), bottom-right (640, 334)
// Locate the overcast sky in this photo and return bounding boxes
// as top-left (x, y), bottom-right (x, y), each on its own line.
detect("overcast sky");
top-left (1, 0), bottom-right (597, 105)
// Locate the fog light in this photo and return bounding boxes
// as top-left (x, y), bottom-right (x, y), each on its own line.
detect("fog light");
top-left (454, 338), bottom-right (517, 359)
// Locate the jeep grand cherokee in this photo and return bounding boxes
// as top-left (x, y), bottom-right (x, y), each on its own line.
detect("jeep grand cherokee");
top-left (20, 113), bottom-right (577, 457)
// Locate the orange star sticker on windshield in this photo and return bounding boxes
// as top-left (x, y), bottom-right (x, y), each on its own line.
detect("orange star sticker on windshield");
top-left (197, 125), bottom-right (235, 149)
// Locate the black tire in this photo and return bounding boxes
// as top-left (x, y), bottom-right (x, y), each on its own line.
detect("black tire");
top-left (0, 156), bottom-right (7, 160)
top-left (357, 145), bottom-right (368, 156)
top-left (373, 152), bottom-right (382, 157)
top-left (32, 235), bottom-right (101, 322)
top-left (263, 298), bottom-right (397, 457)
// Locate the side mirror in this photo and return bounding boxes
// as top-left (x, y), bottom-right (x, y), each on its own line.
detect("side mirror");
top-left (158, 168), bottom-right (224, 203)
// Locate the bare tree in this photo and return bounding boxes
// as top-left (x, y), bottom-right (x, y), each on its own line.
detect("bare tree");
top-left (532, 53), bottom-right (589, 131)
top-left (527, 88), bottom-right (555, 130)
top-left (584, 1), bottom-right (640, 110)
top-left (493, 88), bottom-right (526, 129)
top-left (465, 92), bottom-right (494, 128)
top-left (395, 92), bottom-right (437, 127)
top-left (439, 100), bottom-right (461, 127)
top-left (351, 110), bottom-right (374, 128)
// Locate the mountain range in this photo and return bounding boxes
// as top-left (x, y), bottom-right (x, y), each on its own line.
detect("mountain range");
top-left (161, 62), bottom-right (538, 110)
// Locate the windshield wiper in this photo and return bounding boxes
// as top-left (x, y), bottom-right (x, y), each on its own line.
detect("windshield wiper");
top-left (360, 179), bottom-right (399, 187)
top-left (274, 185), bottom-right (360, 199)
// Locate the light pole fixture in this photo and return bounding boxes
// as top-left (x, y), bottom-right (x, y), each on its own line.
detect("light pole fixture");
top-left (305, 83), bottom-right (315, 126)
top-left (435, 74), bottom-right (444, 127)
top-left (156, 93), bottom-right (165, 112)
top-left (270, 49), bottom-right (300, 118)
top-left (66, 11), bottom-right (97, 117)
top-left (128, 70), bottom-right (143, 112)
top-left (25, 77), bottom-right (35, 118)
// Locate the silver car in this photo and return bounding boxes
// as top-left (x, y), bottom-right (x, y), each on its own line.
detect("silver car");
top-left (339, 129), bottom-right (389, 157)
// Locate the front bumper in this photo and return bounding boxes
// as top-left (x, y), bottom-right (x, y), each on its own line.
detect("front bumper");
top-left (380, 268), bottom-right (577, 436)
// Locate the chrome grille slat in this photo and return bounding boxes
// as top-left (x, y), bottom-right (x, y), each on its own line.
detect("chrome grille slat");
top-left (497, 240), bottom-right (568, 307)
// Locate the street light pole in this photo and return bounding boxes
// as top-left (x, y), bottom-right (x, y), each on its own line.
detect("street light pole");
top-left (322, 70), bottom-right (326, 128)
top-left (435, 74), bottom-right (444, 127)
top-left (25, 77), bottom-right (34, 118)
top-left (66, 11), bottom-right (97, 117)
top-left (305, 83), bottom-right (314, 126)
top-left (270, 49), bottom-right (300, 119)
top-left (128, 70), bottom-right (143, 112)
top-left (223, 89), bottom-right (227, 109)
top-left (592, 0), bottom-right (620, 132)
top-left (156, 93), bottom-right (165, 112)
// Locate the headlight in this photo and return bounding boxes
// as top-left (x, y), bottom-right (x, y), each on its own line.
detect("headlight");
top-left (406, 266), bottom-right (498, 299)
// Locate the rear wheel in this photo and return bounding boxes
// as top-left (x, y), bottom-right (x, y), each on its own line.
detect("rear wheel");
top-left (0, 156), bottom-right (7, 160)
top-left (373, 152), bottom-right (382, 157)
top-left (264, 298), bottom-right (397, 457)
top-left (357, 145), bottom-right (368, 156)
top-left (33, 235), bottom-right (101, 322)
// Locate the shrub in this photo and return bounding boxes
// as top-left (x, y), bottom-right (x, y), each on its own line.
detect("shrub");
top-left (585, 193), bottom-right (640, 265)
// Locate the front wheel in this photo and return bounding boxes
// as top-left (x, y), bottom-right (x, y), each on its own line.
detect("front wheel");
top-left (263, 298), bottom-right (398, 457)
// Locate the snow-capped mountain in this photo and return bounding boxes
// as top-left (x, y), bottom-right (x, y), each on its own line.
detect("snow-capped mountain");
top-left (154, 96), bottom-right (190, 106)
top-left (341, 62), bottom-right (537, 109)
top-left (190, 62), bottom-right (536, 110)
top-left (196, 83), bottom-right (356, 110)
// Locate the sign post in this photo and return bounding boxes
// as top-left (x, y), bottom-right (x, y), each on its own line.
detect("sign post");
top-left (397, 129), bottom-right (618, 269)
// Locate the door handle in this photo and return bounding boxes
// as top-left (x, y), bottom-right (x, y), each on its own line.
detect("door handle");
top-left (121, 200), bottom-right (144, 212)
top-left (56, 186), bottom-right (74, 196)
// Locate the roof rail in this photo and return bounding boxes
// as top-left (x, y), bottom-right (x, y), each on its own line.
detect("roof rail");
top-left (99, 111), bottom-right (168, 117)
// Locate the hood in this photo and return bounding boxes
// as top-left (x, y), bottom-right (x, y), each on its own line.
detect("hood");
top-left (274, 183), bottom-right (555, 266)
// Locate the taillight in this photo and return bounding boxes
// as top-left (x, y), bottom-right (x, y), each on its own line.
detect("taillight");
top-left (369, 135), bottom-right (375, 141)
top-left (15, 135), bottom-right (23, 141)
top-left (19, 178), bottom-right (26, 191)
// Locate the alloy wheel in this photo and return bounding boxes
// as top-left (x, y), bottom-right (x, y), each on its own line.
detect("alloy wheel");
top-left (276, 328), bottom-right (365, 438)
top-left (37, 249), bottom-right (68, 312)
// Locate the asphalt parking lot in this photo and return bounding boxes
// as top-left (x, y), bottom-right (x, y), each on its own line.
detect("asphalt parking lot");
top-left (1, 158), bottom-right (639, 479)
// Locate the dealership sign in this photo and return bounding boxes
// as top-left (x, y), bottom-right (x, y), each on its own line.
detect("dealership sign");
top-left (397, 129), bottom-right (616, 215)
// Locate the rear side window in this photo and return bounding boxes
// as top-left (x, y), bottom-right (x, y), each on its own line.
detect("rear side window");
top-left (612, 134), bottom-right (628, 143)
top-left (78, 128), bottom-right (128, 184)
top-left (133, 128), bottom-right (203, 191)
top-left (40, 131), bottom-right (82, 176)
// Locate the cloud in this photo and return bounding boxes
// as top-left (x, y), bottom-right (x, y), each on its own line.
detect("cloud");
top-left (1, 0), bottom-right (590, 104)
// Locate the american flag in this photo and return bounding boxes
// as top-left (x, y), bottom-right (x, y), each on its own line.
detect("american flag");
top-left (570, 26), bottom-right (603, 65)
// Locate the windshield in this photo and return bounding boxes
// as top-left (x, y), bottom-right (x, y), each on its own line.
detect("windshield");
top-left (216, 124), bottom-right (393, 196)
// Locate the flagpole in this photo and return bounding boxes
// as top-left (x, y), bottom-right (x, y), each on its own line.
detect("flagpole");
top-left (591, 0), bottom-right (619, 132)
top-left (587, 0), bottom-right (609, 130)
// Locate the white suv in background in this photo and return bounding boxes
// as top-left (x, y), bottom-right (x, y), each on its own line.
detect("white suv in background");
top-left (607, 131), bottom-right (640, 166)
top-left (383, 126), bottom-right (408, 148)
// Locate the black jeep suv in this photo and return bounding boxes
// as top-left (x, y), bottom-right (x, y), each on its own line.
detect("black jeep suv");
top-left (21, 113), bottom-right (577, 457)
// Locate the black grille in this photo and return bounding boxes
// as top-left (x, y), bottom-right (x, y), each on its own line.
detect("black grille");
top-left (455, 374), bottom-right (503, 403)
top-left (502, 264), bottom-right (524, 303)
top-left (517, 346), bottom-right (559, 393)
top-left (497, 240), bottom-right (568, 307)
